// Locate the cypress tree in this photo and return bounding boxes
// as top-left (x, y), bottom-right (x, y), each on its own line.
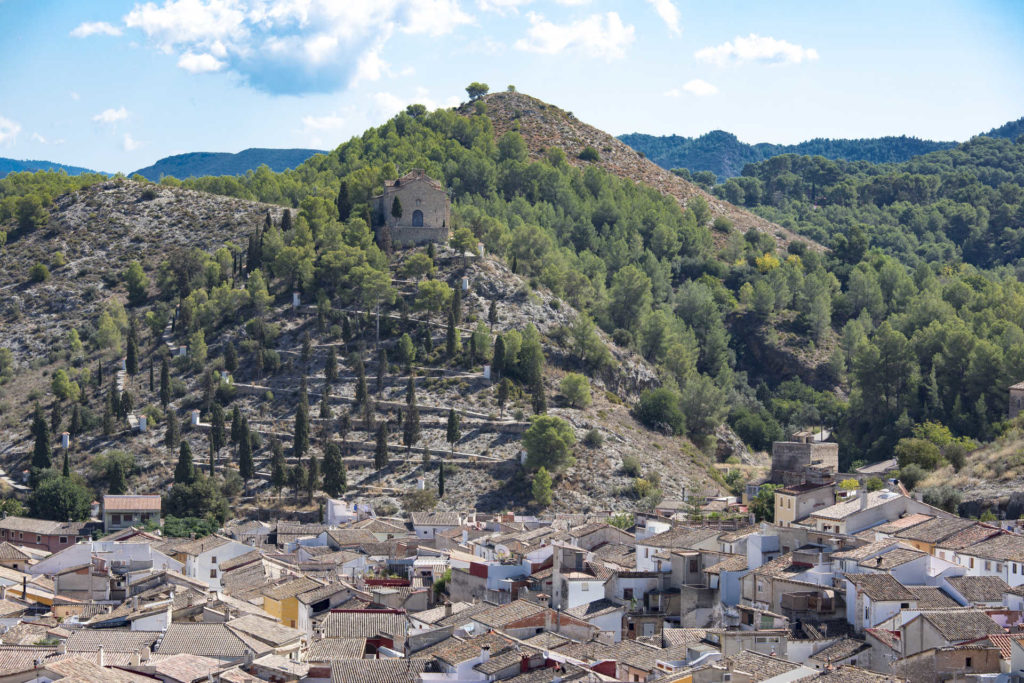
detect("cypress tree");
top-left (391, 196), bottom-right (403, 220)
top-left (239, 417), bottom-right (254, 481)
top-left (446, 311), bottom-right (457, 357)
top-left (160, 358), bottom-right (171, 408)
top-left (165, 411), bottom-right (180, 449)
top-left (511, 255), bottom-right (518, 274)
top-left (376, 347), bottom-right (387, 396)
top-left (307, 456), bottom-right (319, 502)
top-left (211, 403), bottom-right (226, 453)
top-left (374, 421), bottom-right (389, 470)
top-left (438, 461), bottom-right (445, 498)
top-left (468, 333), bottom-right (477, 367)
top-left (70, 404), bottom-right (83, 437)
top-left (230, 405), bottom-right (243, 446)
top-left (492, 336), bottom-right (505, 378)
top-left (175, 441), bottom-right (195, 484)
top-left (224, 341), bottom-right (238, 373)
top-left (320, 391), bottom-right (332, 419)
top-left (118, 391), bottom-right (133, 420)
top-left (323, 442), bottom-right (346, 497)
top-left (50, 401), bottom-right (62, 434)
top-left (109, 385), bottom-right (120, 416)
top-left (109, 459), bottom-right (127, 494)
top-left (427, 242), bottom-right (435, 260)
top-left (270, 438), bottom-right (286, 499)
top-left (404, 386), bottom-right (420, 454)
top-left (531, 378), bottom-right (547, 415)
top-left (281, 208), bottom-right (292, 232)
top-left (209, 435), bottom-right (216, 476)
top-left (497, 378), bottom-right (511, 418)
top-left (488, 300), bottom-right (498, 330)
top-left (102, 407), bottom-right (114, 437)
top-left (325, 347), bottom-right (338, 384)
top-left (149, 361), bottom-right (155, 392)
top-left (354, 359), bottom-right (367, 409)
top-left (61, 450), bottom-right (70, 478)
top-left (446, 409), bottom-right (461, 457)
top-left (294, 383), bottom-right (310, 459)
top-left (97, 358), bottom-right (104, 386)
top-left (126, 332), bottom-right (139, 376)
top-left (452, 285), bottom-right (462, 326)
top-left (336, 180), bottom-right (352, 221)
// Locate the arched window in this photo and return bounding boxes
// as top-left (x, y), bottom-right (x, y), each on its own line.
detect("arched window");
top-left (412, 209), bottom-right (424, 227)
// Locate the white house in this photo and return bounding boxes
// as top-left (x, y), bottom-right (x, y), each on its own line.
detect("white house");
top-left (29, 541), bottom-right (182, 578)
top-left (411, 512), bottom-right (461, 541)
top-left (173, 535), bottom-right (255, 590)
top-left (844, 573), bottom-right (918, 632)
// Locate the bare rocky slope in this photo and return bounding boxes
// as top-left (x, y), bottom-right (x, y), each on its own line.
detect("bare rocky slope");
top-left (0, 180), bottom-right (743, 518)
top-left (461, 92), bottom-right (820, 252)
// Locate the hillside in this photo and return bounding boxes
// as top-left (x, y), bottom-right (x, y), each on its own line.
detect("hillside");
top-left (0, 157), bottom-right (99, 177)
top-left (462, 91), bottom-right (816, 252)
top-left (131, 148), bottom-right (325, 181)
top-left (0, 179), bottom-right (737, 520)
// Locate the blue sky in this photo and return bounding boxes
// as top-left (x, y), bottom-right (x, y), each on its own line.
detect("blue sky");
top-left (0, 0), bottom-right (1021, 173)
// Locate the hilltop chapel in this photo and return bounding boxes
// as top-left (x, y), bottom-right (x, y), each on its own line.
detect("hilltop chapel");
top-left (372, 169), bottom-right (451, 248)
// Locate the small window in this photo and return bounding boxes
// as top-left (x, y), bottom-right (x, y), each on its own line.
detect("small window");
top-left (900, 602), bottom-right (909, 609)
top-left (210, 569), bottom-right (217, 578)
top-left (59, 537), bottom-right (67, 544)
top-left (623, 588), bottom-right (634, 600)
top-left (210, 556), bottom-right (217, 564)
top-left (35, 535), bottom-right (40, 543)
top-left (985, 561), bottom-right (991, 571)
top-left (581, 583), bottom-right (589, 591)
top-left (966, 657), bottom-right (972, 668)
top-left (970, 558), bottom-right (975, 569)
top-left (1015, 564), bottom-right (1019, 574)
top-left (689, 559), bottom-right (698, 572)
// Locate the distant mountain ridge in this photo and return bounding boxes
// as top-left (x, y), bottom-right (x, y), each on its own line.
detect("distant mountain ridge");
top-left (0, 157), bottom-right (99, 177)
top-left (131, 147), bottom-right (325, 181)
top-left (619, 117), bottom-right (1024, 180)
top-left (619, 130), bottom-right (961, 179)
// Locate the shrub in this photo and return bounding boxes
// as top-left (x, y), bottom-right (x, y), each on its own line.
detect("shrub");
top-left (51, 252), bottom-right (67, 267)
top-left (634, 387), bottom-right (685, 435)
top-left (532, 467), bottom-right (553, 506)
top-left (29, 263), bottom-right (50, 283)
top-left (560, 373), bottom-right (591, 409)
top-left (522, 415), bottom-right (576, 472)
top-left (404, 489), bottom-right (438, 512)
top-left (621, 455), bottom-right (642, 477)
top-left (921, 485), bottom-right (961, 513)
top-left (583, 429), bottom-right (603, 448)
top-left (578, 146), bottom-right (600, 162)
top-left (898, 464), bottom-right (927, 490)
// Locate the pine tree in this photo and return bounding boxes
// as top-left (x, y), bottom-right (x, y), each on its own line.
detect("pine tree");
top-left (325, 347), bottom-right (338, 384)
top-left (175, 441), bottom-right (195, 484)
top-left (239, 417), bottom-right (254, 481)
top-left (354, 359), bottom-right (367, 409)
top-left (270, 439), bottom-right (286, 500)
top-left (446, 409), bottom-right (461, 457)
top-left (374, 421), bottom-right (389, 470)
top-left (376, 347), bottom-right (387, 396)
top-left (160, 358), bottom-right (171, 408)
top-left (336, 180), bottom-right (352, 221)
top-left (438, 461), bottom-right (445, 498)
top-left (531, 378), bottom-right (547, 415)
top-left (323, 442), bottom-right (346, 497)
top-left (488, 300), bottom-right (497, 330)
top-left (497, 378), bottom-right (511, 418)
top-left (294, 383), bottom-right (310, 458)
top-left (165, 411), bottom-right (180, 449)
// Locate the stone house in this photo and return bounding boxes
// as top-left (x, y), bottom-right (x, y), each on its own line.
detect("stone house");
top-left (0, 516), bottom-right (93, 553)
top-left (1010, 381), bottom-right (1024, 418)
top-left (373, 169), bottom-right (450, 248)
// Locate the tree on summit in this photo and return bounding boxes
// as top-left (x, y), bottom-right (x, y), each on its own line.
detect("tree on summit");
top-left (466, 82), bottom-right (489, 101)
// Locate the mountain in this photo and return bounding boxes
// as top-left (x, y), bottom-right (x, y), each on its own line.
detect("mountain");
top-left (986, 117), bottom-right (1024, 140)
top-left (463, 91), bottom-right (816, 252)
top-left (619, 130), bottom-right (960, 180)
top-left (131, 147), bottom-right (326, 181)
top-left (0, 157), bottom-right (99, 177)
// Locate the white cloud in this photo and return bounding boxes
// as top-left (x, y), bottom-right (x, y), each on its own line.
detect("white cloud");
top-left (70, 21), bottom-right (123, 37)
top-left (646, 0), bottom-right (680, 35)
top-left (0, 116), bottom-right (21, 145)
top-left (93, 106), bottom-right (129, 123)
top-left (177, 51), bottom-right (224, 72)
top-left (695, 33), bottom-right (818, 66)
top-left (123, 133), bottom-right (142, 151)
top-left (663, 88), bottom-right (680, 97)
top-left (515, 11), bottom-right (634, 60)
top-left (683, 78), bottom-right (717, 96)
top-left (302, 113), bottom-right (345, 132)
top-left (31, 132), bottom-right (47, 143)
top-left (477, 0), bottom-right (531, 13)
top-left (112, 0), bottom-right (474, 95)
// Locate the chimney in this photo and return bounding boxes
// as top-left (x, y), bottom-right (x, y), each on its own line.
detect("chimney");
top-left (132, 595), bottom-right (139, 610)
top-left (21, 576), bottom-right (26, 600)
top-left (480, 645), bottom-right (490, 664)
top-left (58, 641), bottom-right (66, 655)
top-left (875, 556), bottom-right (883, 567)
top-left (97, 645), bottom-right (105, 667)
top-left (141, 646), bottom-right (151, 662)
top-left (445, 602), bottom-right (453, 617)
top-left (860, 489), bottom-right (869, 511)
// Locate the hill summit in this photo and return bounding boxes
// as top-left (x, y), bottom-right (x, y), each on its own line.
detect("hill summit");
top-left (131, 147), bottom-right (325, 181)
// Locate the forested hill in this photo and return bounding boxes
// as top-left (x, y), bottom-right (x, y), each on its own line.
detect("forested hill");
top-left (131, 148), bottom-right (325, 181)
top-left (619, 130), bottom-right (959, 180)
top-left (0, 157), bottom-right (99, 177)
